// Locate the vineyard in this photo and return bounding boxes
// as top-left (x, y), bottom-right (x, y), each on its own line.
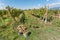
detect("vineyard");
top-left (0, 6), bottom-right (60, 40)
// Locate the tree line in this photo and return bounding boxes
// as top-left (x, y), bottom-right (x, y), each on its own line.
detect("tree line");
top-left (0, 6), bottom-right (60, 26)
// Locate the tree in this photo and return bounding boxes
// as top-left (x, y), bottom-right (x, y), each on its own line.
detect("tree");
top-left (20, 12), bottom-right (26, 24)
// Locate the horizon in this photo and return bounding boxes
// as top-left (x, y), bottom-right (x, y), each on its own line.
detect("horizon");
top-left (0, 0), bottom-right (60, 9)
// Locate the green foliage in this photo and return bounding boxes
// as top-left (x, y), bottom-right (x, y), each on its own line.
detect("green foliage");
top-left (20, 13), bottom-right (26, 24)
top-left (32, 8), bottom-right (45, 18)
top-left (0, 6), bottom-right (60, 40)
top-left (47, 16), bottom-right (54, 22)
top-left (11, 8), bottom-right (23, 17)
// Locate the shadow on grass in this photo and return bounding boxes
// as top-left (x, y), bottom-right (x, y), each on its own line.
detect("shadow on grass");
top-left (28, 32), bottom-right (31, 37)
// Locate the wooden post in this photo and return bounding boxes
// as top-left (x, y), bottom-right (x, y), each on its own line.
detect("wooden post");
top-left (43, 5), bottom-right (48, 24)
top-left (58, 9), bottom-right (60, 19)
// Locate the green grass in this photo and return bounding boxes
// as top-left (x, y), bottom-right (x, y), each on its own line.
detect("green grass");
top-left (0, 14), bottom-right (60, 40)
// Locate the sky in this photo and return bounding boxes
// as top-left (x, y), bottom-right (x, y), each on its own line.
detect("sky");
top-left (0, 0), bottom-right (60, 9)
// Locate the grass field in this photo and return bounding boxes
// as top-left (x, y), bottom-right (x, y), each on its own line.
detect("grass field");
top-left (0, 13), bottom-right (60, 40)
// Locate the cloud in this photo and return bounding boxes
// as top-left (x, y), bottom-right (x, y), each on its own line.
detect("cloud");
top-left (31, 4), bottom-right (43, 9)
top-left (38, 4), bottom-right (41, 7)
top-left (46, 0), bottom-right (49, 2)
top-left (30, 2), bottom-right (60, 9)
top-left (48, 3), bottom-right (60, 7)
top-left (0, 3), bottom-right (5, 9)
top-left (45, 2), bottom-right (60, 8)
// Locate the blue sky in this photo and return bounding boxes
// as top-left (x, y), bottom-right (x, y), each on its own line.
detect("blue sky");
top-left (0, 0), bottom-right (60, 9)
